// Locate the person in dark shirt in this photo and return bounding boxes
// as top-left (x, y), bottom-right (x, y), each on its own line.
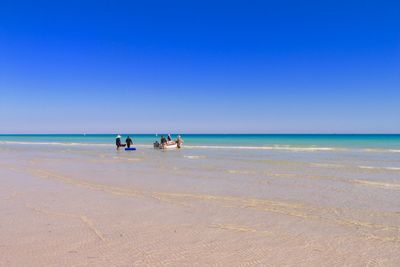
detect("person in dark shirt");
top-left (126, 136), bottom-right (133, 148)
top-left (115, 135), bottom-right (122, 150)
top-left (160, 136), bottom-right (167, 145)
top-left (167, 134), bottom-right (172, 142)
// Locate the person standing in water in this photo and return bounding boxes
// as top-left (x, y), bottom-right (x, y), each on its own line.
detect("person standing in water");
top-left (161, 135), bottom-right (167, 145)
top-left (126, 136), bottom-right (133, 148)
top-left (176, 135), bottom-right (184, 148)
top-left (115, 135), bottom-right (123, 150)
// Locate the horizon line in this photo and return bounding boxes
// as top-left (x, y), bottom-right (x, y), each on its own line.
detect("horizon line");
top-left (1, 133), bottom-right (400, 135)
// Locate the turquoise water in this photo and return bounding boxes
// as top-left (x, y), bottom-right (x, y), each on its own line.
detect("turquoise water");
top-left (0, 134), bottom-right (400, 150)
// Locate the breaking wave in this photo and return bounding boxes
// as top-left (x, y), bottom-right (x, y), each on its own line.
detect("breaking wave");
top-left (1, 141), bottom-right (400, 153)
top-left (184, 145), bottom-right (341, 152)
top-left (358, 166), bottom-right (400, 171)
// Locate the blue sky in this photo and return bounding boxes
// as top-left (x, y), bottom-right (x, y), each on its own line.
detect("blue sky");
top-left (0, 0), bottom-right (399, 133)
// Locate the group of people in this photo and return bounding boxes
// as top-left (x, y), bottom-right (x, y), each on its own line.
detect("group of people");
top-left (154, 134), bottom-right (183, 149)
top-left (115, 134), bottom-right (184, 150)
top-left (115, 135), bottom-right (134, 150)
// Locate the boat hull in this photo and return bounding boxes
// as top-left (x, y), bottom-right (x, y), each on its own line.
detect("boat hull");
top-left (162, 143), bottom-right (178, 149)
top-left (154, 141), bottom-right (182, 149)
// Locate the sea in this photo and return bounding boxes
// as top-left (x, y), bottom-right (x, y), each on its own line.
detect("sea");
top-left (1, 134), bottom-right (400, 264)
top-left (1, 134), bottom-right (400, 151)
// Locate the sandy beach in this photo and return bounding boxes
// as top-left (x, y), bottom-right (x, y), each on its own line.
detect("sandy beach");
top-left (1, 142), bottom-right (400, 266)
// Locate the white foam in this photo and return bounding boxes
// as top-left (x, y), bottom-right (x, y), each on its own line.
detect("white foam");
top-left (0, 141), bottom-right (338, 151)
top-left (364, 148), bottom-right (400, 153)
top-left (0, 141), bottom-right (110, 147)
top-left (0, 141), bottom-right (153, 148)
top-left (358, 165), bottom-right (400, 171)
top-left (2, 141), bottom-right (398, 154)
top-left (184, 145), bottom-right (340, 152)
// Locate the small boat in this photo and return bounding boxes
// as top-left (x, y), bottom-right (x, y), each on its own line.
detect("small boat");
top-left (154, 139), bottom-right (183, 150)
top-left (162, 142), bottom-right (179, 149)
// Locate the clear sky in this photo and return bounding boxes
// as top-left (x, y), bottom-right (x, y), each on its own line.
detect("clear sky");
top-left (0, 0), bottom-right (399, 134)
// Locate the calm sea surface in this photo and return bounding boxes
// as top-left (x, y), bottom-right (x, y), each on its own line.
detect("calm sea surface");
top-left (1, 134), bottom-right (400, 150)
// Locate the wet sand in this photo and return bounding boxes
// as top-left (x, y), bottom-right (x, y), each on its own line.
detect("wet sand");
top-left (1, 144), bottom-right (400, 266)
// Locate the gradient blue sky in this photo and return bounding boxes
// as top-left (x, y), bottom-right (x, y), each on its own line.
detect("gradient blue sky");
top-left (0, 0), bottom-right (399, 133)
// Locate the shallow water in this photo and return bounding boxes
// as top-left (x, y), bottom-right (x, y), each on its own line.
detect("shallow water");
top-left (1, 138), bottom-right (400, 266)
top-left (1, 134), bottom-right (400, 150)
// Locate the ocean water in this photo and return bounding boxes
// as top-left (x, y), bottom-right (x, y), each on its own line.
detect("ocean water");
top-left (1, 134), bottom-right (400, 151)
top-left (1, 134), bottom-right (400, 264)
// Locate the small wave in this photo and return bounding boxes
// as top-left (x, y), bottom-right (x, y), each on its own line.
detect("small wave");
top-left (2, 141), bottom-right (399, 153)
top-left (0, 141), bottom-right (110, 147)
top-left (184, 145), bottom-right (341, 152)
top-left (364, 148), bottom-right (400, 153)
top-left (0, 141), bottom-right (341, 152)
top-left (358, 165), bottom-right (400, 171)
top-left (0, 141), bottom-right (154, 148)
top-left (386, 167), bottom-right (400, 171)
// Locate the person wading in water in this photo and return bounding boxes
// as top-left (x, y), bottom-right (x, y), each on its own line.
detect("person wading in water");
top-left (115, 135), bottom-right (124, 150)
top-left (126, 136), bottom-right (133, 148)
